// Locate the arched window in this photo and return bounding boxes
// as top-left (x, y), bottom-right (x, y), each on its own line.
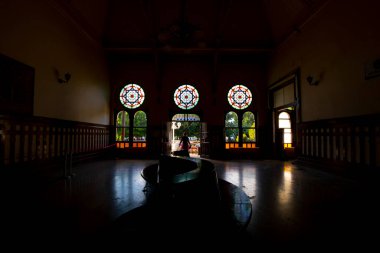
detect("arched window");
top-left (116, 111), bottom-right (130, 148)
top-left (116, 83), bottom-right (147, 149)
top-left (225, 85), bottom-right (256, 149)
top-left (278, 112), bottom-right (292, 148)
top-left (225, 111), bottom-right (239, 148)
top-left (133, 111), bottom-right (147, 148)
top-left (242, 112), bottom-right (255, 146)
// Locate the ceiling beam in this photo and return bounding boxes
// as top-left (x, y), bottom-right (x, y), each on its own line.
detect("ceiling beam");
top-left (104, 47), bottom-right (273, 55)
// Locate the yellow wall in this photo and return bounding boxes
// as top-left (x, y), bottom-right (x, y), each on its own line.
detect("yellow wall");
top-left (268, 0), bottom-right (380, 121)
top-left (0, 0), bottom-right (110, 124)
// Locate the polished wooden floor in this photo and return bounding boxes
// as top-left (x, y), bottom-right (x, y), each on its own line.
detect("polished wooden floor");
top-left (1, 157), bottom-right (379, 250)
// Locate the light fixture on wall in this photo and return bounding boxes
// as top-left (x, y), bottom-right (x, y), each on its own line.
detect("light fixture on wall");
top-left (58, 72), bottom-right (71, 84)
top-left (306, 75), bottom-right (319, 86)
top-left (54, 68), bottom-right (71, 84)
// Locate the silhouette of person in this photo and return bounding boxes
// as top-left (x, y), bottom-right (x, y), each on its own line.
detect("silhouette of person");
top-left (178, 131), bottom-right (191, 157)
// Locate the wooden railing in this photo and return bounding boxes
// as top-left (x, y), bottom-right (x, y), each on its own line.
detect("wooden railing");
top-left (0, 115), bottom-right (111, 169)
top-left (297, 114), bottom-right (380, 171)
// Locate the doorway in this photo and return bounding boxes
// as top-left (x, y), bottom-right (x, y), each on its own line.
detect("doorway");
top-left (268, 69), bottom-right (300, 160)
top-left (171, 114), bottom-right (201, 157)
top-left (275, 108), bottom-right (296, 159)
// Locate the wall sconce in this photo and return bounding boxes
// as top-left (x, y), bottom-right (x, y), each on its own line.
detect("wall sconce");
top-left (306, 75), bottom-right (319, 86)
top-left (58, 72), bottom-right (71, 84)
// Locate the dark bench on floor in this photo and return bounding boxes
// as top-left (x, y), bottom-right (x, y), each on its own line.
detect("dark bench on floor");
top-left (141, 155), bottom-right (221, 203)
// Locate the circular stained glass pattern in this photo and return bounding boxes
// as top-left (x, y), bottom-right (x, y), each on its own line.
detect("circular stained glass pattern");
top-left (227, 84), bottom-right (252, 110)
top-left (119, 84), bottom-right (145, 109)
top-left (173, 84), bottom-right (199, 110)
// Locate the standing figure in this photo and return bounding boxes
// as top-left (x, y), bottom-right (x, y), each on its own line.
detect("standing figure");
top-left (178, 132), bottom-right (191, 157)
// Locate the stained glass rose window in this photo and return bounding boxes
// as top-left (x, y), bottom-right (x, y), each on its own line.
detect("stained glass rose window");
top-left (120, 84), bottom-right (145, 109)
top-left (227, 84), bottom-right (252, 110)
top-left (173, 84), bottom-right (199, 110)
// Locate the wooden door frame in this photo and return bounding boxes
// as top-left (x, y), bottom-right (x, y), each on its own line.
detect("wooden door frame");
top-left (268, 68), bottom-right (301, 158)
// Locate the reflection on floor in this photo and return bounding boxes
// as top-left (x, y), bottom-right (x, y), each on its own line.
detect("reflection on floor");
top-left (1, 158), bottom-right (379, 250)
top-left (102, 177), bottom-right (251, 249)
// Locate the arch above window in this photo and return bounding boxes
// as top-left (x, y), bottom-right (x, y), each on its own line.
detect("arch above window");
top-left (279, 112), bottom-right (291, 129)
top-left (134, 111), bottom-right (147, 127)
top-left (225, 111), bottom-right (238, 127)
top-left (116, 111), bottom-right (129, 127)
top-left (242, 111), bottom-right (255, 128)
top-left (172, 113), bottom-right (200, 121)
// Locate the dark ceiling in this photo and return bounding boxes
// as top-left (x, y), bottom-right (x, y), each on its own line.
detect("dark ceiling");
top-left (57, 0), bottom-right (329, 52)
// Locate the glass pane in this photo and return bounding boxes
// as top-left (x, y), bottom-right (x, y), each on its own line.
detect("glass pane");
top-left (116, 127), bottom-right (129, 141)
top-left (225, 128), bottom-right (239, 142)
top-left (172, 113), bottom-right (200, 121)
top-left (120, 84), bottom-right (145, 109)
top-left (133, 127), bottom-right (146, 141)
top-left (279, 119), bottom-right (291, 128)
top-left (242, 112), bottom-right (255, 128)
top-left (243, 128), bottom-right (256, 142)
top-left (225, 111), bottom-right (238, 127)
top-left (134, 111), bottom-right (147, 127)
top-left (173, 84), bottom-right (199, 110)
top-left (279, 112), bottom-right (290, 119)
top-left (116, 111), bottom-right (129, 127)
top-left (227, 84), bottom-right (252, 110)
top-left (284, 132), bottom-right (292, 143)
top-left (173, 121), bottom-right (200, 141)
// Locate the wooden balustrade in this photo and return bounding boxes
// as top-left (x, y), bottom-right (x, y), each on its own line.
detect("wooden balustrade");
top-left (297, 114), bottom-right (380, 171)
top-left (0, 115), bottom-right (111, 169)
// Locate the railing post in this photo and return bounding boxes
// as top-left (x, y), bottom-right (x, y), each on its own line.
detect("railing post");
top-left (64, 151), bottom-right (68, 179)
top-left (69, 151), bottom-right (75, 178)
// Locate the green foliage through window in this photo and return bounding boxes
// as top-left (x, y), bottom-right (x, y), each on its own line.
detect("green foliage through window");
top-left (225, 111), bottom-right (256, 145)
top-left (133, 111), bottom-right (147, 141)
top-left (115, 110), bottom-right (147, 143)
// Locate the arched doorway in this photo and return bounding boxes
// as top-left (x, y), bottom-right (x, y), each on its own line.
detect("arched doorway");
top-left (171, 113), bottom-right (201, 157)
top-left (274, 108), bottom-right (296, 160)
top-left (268, 69), bottom-right (300, 160)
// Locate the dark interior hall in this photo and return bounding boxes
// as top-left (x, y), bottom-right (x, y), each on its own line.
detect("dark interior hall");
top-left (1, 0), bottom-right (379, 250)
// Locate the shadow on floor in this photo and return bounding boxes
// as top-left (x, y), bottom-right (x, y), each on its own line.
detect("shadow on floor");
top-left (95, 178), bottom-right (252, 249)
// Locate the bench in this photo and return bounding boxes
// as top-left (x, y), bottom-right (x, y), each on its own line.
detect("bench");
top-left (141, 155), bottom-right (220, 203)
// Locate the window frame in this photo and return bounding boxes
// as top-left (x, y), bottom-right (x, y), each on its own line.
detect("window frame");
top-left (115, 110), bottom-right (147, 149)
top-left (224, 110), bottom-right (257, 149)
top-left (278, 111), bottom-right (292, 148)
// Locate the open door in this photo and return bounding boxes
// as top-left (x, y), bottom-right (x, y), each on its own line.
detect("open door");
top-left (199, 122), bottom-right (209, 158)
top-left (170, 114), bottom-right (201, 157)
top-left (269, 69), bottom-right (300, 160)
top-left (275, 109), bottom-right (296, 160)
